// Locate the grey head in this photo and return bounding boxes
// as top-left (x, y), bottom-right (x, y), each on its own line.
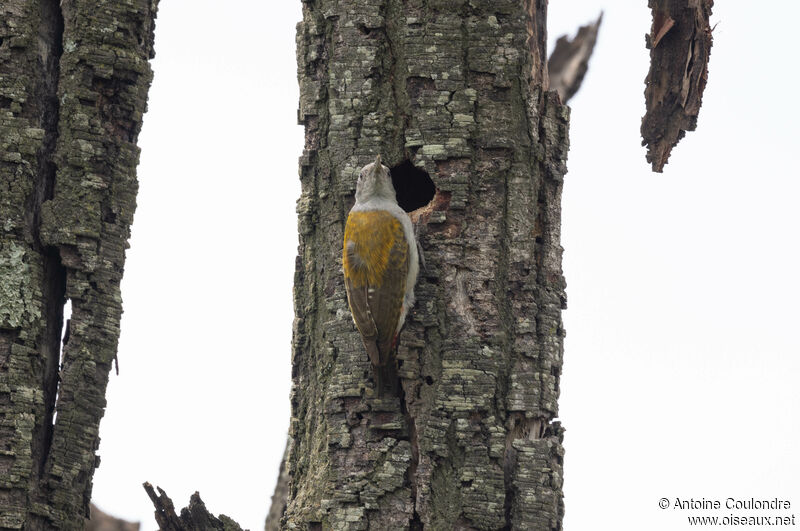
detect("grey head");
top-left (355, 155), bottom-right (396, 204)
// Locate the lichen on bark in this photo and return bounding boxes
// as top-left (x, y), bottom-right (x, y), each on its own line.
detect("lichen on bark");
top-left (0, 0), bottom-right (158, 527)
top-left (287, 0), bottom-right (569, 528)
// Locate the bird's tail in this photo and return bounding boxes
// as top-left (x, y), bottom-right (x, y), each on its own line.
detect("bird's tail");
top-left (364, 337), bottom-right (399, 396)
top-left (373, 360), bottom-right (399, 397)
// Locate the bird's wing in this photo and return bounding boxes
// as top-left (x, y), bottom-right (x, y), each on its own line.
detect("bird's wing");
top-left (368, 226), bottom-right (408, 365)
top-left (344, 210), bottom-right (409, 367)
top-left (344, 275), bottom-right (382, 367)
top-left (344, 273), bottom-right (378, 340)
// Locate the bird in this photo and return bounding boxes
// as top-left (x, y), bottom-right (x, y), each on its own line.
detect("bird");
top-left (343, 155), bottom-right (419, 396)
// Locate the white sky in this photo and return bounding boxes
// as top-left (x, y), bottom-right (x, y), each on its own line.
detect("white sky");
top-left (90, 1), bottom-right (800, 529)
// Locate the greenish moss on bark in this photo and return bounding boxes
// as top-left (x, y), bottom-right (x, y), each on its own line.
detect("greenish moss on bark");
top-left (288, 0), bottom-right (568, 529)
top-left (0, 243), bottom-right (40, 329)
top-left (0, 0), bottom-right (158, 527)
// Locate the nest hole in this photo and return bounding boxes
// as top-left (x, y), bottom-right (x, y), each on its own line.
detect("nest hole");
top-left (390, 160), bottom-right (435, 213)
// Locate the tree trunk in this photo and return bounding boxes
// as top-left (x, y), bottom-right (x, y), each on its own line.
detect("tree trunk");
top-left (288, 0), bottom-right (568, 528)
top-left (0, 0), bottom-right (158, 528)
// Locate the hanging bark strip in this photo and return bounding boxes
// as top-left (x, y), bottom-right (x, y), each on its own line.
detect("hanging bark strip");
top-left (0, 0), bottom-right (158, 527)
top-left (287, 0), bottom-right (569, 528)
top-left (641, 0), bottom-right (714, 172)
top-left (547, 13), bottom-right (603, 105)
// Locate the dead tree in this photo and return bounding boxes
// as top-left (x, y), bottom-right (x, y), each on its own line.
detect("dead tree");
top-left (284, 0), bottom-right (568, 527)
top-left (0, 0), bottom-right (158, 527)
top-left (642, 0), bottom-right (714, 172)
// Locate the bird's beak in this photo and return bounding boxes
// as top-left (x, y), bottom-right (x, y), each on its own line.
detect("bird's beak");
top-left (374, 154), bottom-right (382, 168)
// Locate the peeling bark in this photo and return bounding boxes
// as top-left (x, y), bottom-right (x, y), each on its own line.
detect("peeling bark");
top-left (288, 0), bottom-right (569, 528)
top-left (525, 0), bottom-right (549, 90)
top-left (547, 13), bottom-right (603, 104)
top-left (142, 483), bottom-right (243, 531)
top-left (641, 0), bottom-right (713, 172)
top-left (0, 0), bottom-right (158, 527)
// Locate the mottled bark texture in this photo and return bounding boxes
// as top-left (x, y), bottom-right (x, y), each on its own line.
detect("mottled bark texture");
top-left (288, 0), bottom-right (568, 528)
top-left (0, 0), bottom-right (157, 528)
top-left (641, 0), bottom-right (713, 172)
top-left (547, 13), bottom-right (602, 105)
top-left (142, 483), bottom-right (243, 531)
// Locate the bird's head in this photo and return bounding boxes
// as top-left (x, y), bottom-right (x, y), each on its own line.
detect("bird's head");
top-left (355, 155), bottom-right (396, 204)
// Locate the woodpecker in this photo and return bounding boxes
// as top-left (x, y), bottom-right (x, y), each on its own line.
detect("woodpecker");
top-left (343, 155), bottom-right (419, 396)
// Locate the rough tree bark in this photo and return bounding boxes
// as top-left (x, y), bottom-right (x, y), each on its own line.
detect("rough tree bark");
top-left (641, 0), bottom-right (713, 172)
top-left (285, 0), bottom-right (569, 528)
top-left (143, 483), bottom-right (242, 531)
top-left (0, 0), bottom-right (158, 528)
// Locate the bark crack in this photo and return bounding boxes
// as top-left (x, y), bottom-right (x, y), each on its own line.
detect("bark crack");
top-left (383, 0), bottom-right (408, 163)
top-left (400, 395), bottom-right (421, 528)
top-left (32, 0), bottom-right (66, 481)
top-left (499, 164), bottom-right (515, 528)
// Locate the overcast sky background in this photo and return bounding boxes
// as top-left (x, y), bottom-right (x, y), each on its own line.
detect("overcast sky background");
top-left (89, 1), bottom-right (800, 529)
